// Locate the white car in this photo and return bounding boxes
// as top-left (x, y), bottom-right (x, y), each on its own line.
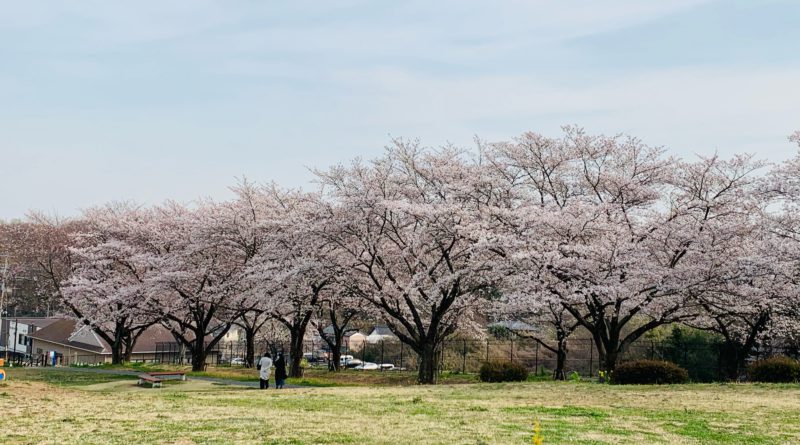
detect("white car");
top-left (230, 357), bottom-right (246, 366)
top-left (344, 358), bottom-right (364, 368)
top-left (354, 362), bottom-right (380, 370)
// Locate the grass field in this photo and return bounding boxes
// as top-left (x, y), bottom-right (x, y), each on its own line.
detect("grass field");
top-left (72, 362), bottom-right (490, 386)
top-left (2, 368), bottom-right (799, 444)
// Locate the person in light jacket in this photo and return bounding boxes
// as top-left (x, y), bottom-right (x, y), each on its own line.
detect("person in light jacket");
top-left (257, 352), bottom-right (273, 389)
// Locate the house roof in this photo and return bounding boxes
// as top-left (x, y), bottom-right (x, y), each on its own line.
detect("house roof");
top-left (10, 317), bottom-right (62, 329)
top-left (29, 319), bottom-right (106, 353)
top-left (368, 326), bottom-right (396, 337)
top-left (129, 324), bottom-right (176, 353)
top-left (29, 318), bottom-right (176, 355)
top-left (322, 325), bottom-right (362, 336)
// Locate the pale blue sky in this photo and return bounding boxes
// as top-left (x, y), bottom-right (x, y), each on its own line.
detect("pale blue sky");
top-left (2, 0), bottom-right (799, 219)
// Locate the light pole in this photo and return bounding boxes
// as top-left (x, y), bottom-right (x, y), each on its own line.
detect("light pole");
top-left (1, 255), bottom-right (8, 362)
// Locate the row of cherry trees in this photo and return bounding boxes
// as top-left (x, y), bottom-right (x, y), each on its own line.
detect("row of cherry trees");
top-left (3, 128), bottom-right (800, 383)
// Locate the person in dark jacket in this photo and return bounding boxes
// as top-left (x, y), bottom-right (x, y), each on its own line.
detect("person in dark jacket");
top-left (274, 352), bottom-right (288, 389)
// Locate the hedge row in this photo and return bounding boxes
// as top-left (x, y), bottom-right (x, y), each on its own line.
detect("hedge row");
top-left (477, 356), bottom-right (800, 384)
top-left (479, 361), bottom-right (529, 382)
top-left (611, 360), bottom-right (689, 385)
top-left (747, 356), bottom-right (800, 383)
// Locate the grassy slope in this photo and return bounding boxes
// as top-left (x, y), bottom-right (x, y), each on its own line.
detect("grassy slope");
top-left (2, 369), bottom-right (800, 444)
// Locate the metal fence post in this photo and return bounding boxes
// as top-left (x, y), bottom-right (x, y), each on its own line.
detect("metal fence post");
top-left (441, 340), bottom-right (446, 373)
top-left (462, 339), bottom-right (467, 373)
top-left (510, 338), bottom-right (514, 363)
top-left (485, 339), bottom-right (489, 363)
top-left (399, 343), bottom-right (404, 370)
top-left (362, 340), bottom-right (366, 362)
top-left (380, 340), bottom-right (385, 371)
top-left (588, 340), bottom-right (593, 377)
top-left (534, 341), bottom-right (539, 373)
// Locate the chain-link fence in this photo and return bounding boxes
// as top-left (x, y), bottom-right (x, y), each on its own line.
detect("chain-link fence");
top-left (152, 336), bottom-right (800, 381)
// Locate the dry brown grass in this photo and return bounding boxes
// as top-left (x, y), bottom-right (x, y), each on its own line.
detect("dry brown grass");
top-left (2, 374), bottom-right (800, 444)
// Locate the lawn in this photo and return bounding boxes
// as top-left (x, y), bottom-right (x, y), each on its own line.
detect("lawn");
top-left (200, 366), bottom-right (485, 386)
top-left (71, 362), bottom-right (488, 386)
top-left (2, 368), bottom-right (800, 444)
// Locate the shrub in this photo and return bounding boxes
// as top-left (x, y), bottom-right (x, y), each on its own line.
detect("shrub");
top-left (611, 360), bottom-right (689, 385)
top-left (479, 361), bottom-right (529, 382)
top-left (747, 356), bottom-right (800, 383)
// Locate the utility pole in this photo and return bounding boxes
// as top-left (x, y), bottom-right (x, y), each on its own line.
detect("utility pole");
top-left (1, 255), bottom-right (9, 362)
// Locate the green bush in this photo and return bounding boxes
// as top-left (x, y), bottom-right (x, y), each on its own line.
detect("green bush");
top-left (747, 356), bottom-right (800, 383)
top-left (479, 361), bottom-right (529, 382)
top-left (611, 360), bottom-right (689, 385)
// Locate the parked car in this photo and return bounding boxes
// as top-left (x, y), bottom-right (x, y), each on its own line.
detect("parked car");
top-left (354, 362), bottom-right (380, 370)
top-left (344, 358), bottom-right (364, 368)
top-left (379, 363), bottom-right (395, 371)
top-left (230, 357), bottom-right (246, 366)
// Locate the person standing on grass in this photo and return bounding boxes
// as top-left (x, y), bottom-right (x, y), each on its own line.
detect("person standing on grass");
top-left (274, 352), bottom-right (287, 389)
top-left (257, 352), bottom-right (273, 389)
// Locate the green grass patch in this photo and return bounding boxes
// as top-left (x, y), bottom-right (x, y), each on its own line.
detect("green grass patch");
top-left (6, 368), bottom-right (137, 386)
top-left (5, 370), bottom-right (800, 444)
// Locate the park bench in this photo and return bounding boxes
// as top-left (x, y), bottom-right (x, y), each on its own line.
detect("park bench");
top-left (137, 374), bottom-right (163, 388)
top-left (147, 371), bottom-right (187, 381)
top-left (137, 371), bottom-right (187, 388)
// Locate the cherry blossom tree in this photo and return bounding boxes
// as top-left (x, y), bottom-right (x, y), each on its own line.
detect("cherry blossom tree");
top-left (318, 141), bottom-right (504, 384)
top-left (311, 281), bottom-right (363, 371)
top-left (489, 127), bottom-right (766, 372)
top-left (63, 204), bottom-right (161, 364)
top-left (686, 231), bottom-right (797, 378)
top-left (247, 186), bottom-right (337, 378)
top-left (495, 282), bottom-right (579, 380)
top-left (235, 306), bottom-right (273, 368)
top-left (145, 201), bottom-right (252, 371)
top-left (1, 213), bottom-right (83, 315)
top-left (224, 180), bottom-right (272, 368)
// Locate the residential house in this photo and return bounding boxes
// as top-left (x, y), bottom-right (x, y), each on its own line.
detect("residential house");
top-left (0, 317), bottom-right (61, 360)
top-left (319, 325), bottom-right (367, 351)
top-left (29, 318), bottom-right (176, 366)
top-left (366, 326), bottom-right (397, 344)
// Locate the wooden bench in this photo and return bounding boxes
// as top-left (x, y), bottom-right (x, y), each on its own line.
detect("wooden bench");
top-left (147, 371), bottom-right (187, 381)
top-left (137, 374), bottom-right (163, 388)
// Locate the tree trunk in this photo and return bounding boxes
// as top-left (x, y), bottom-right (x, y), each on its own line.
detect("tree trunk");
top-left (178, 342), bottom-right (186, 365)
top-left (191, 333), bottom-right (207, 372)
top-left (553, 337), bottom-right (568, 381)
top-left (110, 325), bottom-right (125, 365)
top-left (244, 328), bottom-right (256, 368)
top-left (417, 344), bottom-right (440, 385)
top-left (589, 329), bottom-right (620, 373)
top-left (602, 348), bottom-right (619, 373)
top-left (111, 346), bottom-right (123, 365)
top-left (191, 346), bottom-right (207, 372)
top-left (122, 335), bottom-right (134, 363)
top-left (331, 336), bottom-right (343, 372)
top-left (288, 329), bottom-right (305, 378)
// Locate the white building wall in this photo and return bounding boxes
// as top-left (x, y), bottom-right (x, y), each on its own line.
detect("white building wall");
top-left (5, 320), bottom-right (33, 355)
